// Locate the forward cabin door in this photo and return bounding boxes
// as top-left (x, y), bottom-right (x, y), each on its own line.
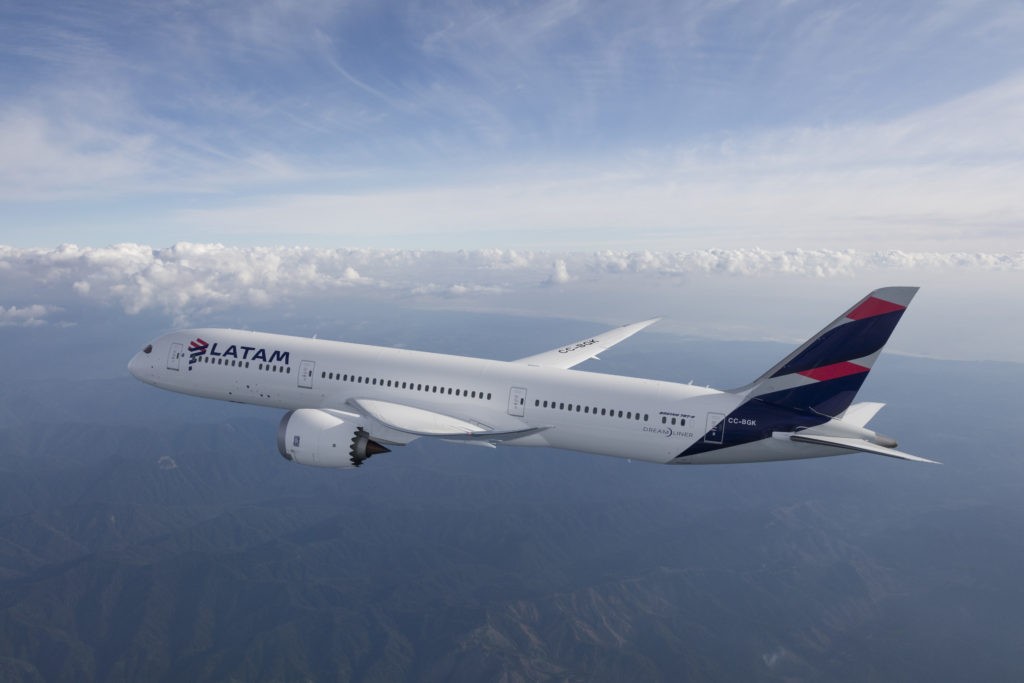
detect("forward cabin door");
top-left (508, 387), bottom-right (527, 417)
top-left (166, 342), bottom-right (183, 371)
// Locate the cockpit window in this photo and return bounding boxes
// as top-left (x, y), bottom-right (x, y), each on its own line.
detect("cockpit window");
top-left (143, 344), bottom-right (153, 354)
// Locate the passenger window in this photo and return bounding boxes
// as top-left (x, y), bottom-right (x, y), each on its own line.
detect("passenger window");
top-left (487, 393), bottom-right (491, 400)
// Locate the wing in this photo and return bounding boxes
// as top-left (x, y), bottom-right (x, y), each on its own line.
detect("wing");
top-left (347, 398), bottom-right (548, 442)
top-left (790, 433), bottom-right (939, 464)
top-left (514, 318), bottom-right (660, 369)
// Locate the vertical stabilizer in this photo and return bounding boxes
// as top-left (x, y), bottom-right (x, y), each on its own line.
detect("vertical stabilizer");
top-left (732, 287), bottom-right (918, 417)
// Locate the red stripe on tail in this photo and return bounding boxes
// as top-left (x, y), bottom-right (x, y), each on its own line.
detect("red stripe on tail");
top-left (847, 297), bottom-right (906, 320)
top-left (798, 361), bottom-right (869, 382)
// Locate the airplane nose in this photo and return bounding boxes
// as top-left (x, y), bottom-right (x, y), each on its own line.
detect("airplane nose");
top-left (129, 343), bottom-right (155, 382)
top-left (128, 353), bottom-right (142, 379)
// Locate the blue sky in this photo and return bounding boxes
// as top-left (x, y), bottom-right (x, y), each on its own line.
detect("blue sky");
top-left (2, 0), bottom-right (1023, 250)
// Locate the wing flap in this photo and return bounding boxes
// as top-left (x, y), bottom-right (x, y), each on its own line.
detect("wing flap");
top-left (790, 433), bottom-right (939, 464)
top-left (347, 398), bottom-right (548, 441)
top-left (515, 318), bottom-right (659, 369)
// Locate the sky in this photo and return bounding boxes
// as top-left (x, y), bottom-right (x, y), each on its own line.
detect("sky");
top-left (1, 0), bottom-right (1023, 251)
top-left (1, 1), bottom-right (1022, 361)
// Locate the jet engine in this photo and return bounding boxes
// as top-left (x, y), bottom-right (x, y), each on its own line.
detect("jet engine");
top-left (277, 408), bottom-right (390, 468)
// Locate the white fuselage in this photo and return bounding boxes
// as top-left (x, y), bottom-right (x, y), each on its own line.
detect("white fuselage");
top-left (129, 287), bottom-right (926, 468)
top-left (128, 328), bottom-right (851, 465)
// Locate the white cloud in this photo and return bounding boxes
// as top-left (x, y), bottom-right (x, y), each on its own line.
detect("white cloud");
top-left (544, 259), bottom-right (571, 285)
top-left (0, 304), bottom-right (61, 327)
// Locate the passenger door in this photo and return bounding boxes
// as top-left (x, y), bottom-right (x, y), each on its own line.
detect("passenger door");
top-left (298, 360), bottom-right (315, 389)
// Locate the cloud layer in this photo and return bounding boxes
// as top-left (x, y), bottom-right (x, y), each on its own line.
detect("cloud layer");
top-left (0, 242), bottom-right (1019, 316)
top-left (2, 243), bottom-right (1021, 361)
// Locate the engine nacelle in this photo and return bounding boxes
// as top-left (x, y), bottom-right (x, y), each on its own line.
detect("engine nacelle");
top-left (277, 409), bottom-right (390, 468)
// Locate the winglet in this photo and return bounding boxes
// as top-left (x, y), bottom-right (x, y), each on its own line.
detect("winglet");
top-left (840, 402), bottom-right (886, 427)
top-left (515, 318), bottom-right (660, 370)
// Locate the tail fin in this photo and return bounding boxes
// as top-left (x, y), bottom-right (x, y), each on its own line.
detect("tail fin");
top-left (733, 287), bottom-right (918, 417)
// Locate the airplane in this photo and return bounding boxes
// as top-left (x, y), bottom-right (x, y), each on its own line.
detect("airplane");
top-left (127, 286), bottom-right (936, 468)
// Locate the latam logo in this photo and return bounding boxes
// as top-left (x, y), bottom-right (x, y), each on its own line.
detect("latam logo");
top-left (189, 338), bottom-right (209, 364)
top-left (188, 338), bottom-right (291, 366)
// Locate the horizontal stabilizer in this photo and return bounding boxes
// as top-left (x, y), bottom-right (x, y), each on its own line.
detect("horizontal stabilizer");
top-left (516, 318), bottom-right (659, 369)
top-left (348, 398), bottom-right (548, 441)
top-left (790, 433), bottom-right (939, 464)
